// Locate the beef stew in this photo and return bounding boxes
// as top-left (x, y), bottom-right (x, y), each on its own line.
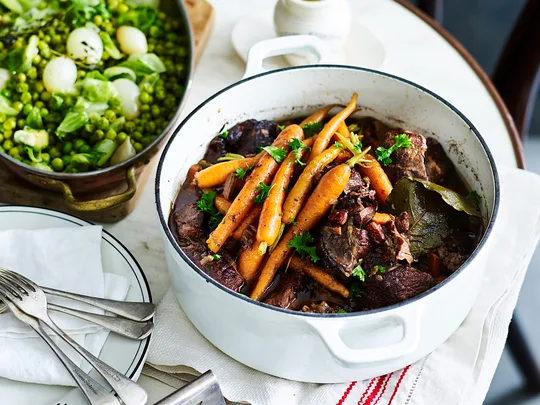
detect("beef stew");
top-left (168, 94), bottom-right (483, 313)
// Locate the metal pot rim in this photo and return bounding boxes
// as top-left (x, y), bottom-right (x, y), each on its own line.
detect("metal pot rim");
top-left (155, 64), bottom-right (501, 319)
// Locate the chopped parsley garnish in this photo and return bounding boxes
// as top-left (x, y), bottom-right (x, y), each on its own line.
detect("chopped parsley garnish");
top-left (376, 265), bottom-right (386, 274)
top-left (337, 308), bottom-right (347, 314)
top-left (218, 129), bottom-right (229, 139)
top-left (235, 166), bottom-right (252, 180)
top-left (467, 190), bottom-right (482, 208)
top-left (278, 124), bottom-right (286, 131)
top-left (212, 254), bottom-right (222, 261)
top-left (196, 191), bottom-right (223, 228)
top-left (301, 122), bottom-right (324, 138)
top-left (288, 138), bottom-right (309, 166)
top-left (262, 146), bottom-right (287, 163)
top-left (287, 232), bottom-right (320, 263)
top-left (254, 182), bottom-right (274, 204)
top-left (334, 142), bottom-right (344, 149)
top-left (352, 264), bottom-right (365, 282)
top-left (375, 134), bottom-right (411, 166)
top-left (290, 218), bottom-right (297, 226)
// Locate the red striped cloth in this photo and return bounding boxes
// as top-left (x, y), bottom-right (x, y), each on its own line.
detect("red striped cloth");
top-left (334, 365), bottom-right (414, 405)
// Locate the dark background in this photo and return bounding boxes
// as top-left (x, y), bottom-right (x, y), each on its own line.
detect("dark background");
top-left (411, 0), bottom-right (539, 135)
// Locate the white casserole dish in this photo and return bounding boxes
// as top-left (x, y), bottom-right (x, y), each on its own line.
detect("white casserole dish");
top-left (155, 37), bottom-right (499, 383)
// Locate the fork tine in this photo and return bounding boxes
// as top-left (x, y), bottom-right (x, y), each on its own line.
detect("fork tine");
top-left (0, 273), bottom-right (31, 296)
top-left (0, 269), bottom-right (36, 291)
top-left (0, 280), bottom-right (21, 302)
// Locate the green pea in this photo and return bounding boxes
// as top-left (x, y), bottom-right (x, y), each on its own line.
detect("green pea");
top-left (104, 110), bottom-right (116, 121)
top-left (16, 73), bottom-right (26, 83)
top-left (73, 138), bottom-right (85, 150)
top-left (35, 82), bottom-right (44, 93)
top-left (3, 140), bottom-right (13, 150)
top-left (51, 35), bottom-right (62, 45)
top-left (40, 107), bottom-right (48, 118)
top-left (90, 114), bottom-right (100, 124)
top-left (43, 35), bottom-right (51, 43)
top-left (140, 104), bottom-right (150, 112)
top-left (41, 92), bottom-right (51, 102)
top-left (23, 104), bottom-right (33, 115)
top-left (151, 105), bottom-right (160, 117)
top-left (0, 113), bottom-right (6, 123)
top-left (105, 129), bottom-right (117, 140)
top-left (63, 142), bottom-right (73, 154)
top-left (0, 134), bottom-right (3, 143)
top-left (98, 117), bottom-right (109, 130)
top-left (51, 157), bottom-right (63, 171)
top-left (139, 92), bottom-right (152, 104)
top-left (61, 155), bottom-right (71, 166)
top-left (3, 130), bottom-right (13, 139)
top-left (146, 121), bottom-right (156, 132)
top-left (79, 144), bottom-right (90, 153)
top-left (27, 67), bottom-right (38, 80)
top-left (95, 129), bottom-right (105, 139)
top-left (21, 92), bottom-right (32, 104)
top-left (12, 101), bottom-right (23, 112)
top-left (49, 146), bottom-right (61, 158)
top-left (84, 124), bottom-right (95, 133)
top-left (77, 70), bottom-right (86, 79)
top-left (124, 122), bottom-right (135, 133)
top-left (93, 15), bottom-right (103, 25)
top-left (117, 3), bottom-right (129, 13)
top-left (16, 83), bottom-right (29, 93)
top-left (3, 118), bottom-right (16, 131)
top-left (17, 118), bottom-right (25, 128)
top-left (134, 142), bottom-right (142, 152)
top-left (34, 101), bottom-right (45, 109)
top-left (8, 147), bottom-right (19, 158)
top-left (41, 153), bottom-right (50, 163)
top-left (132, 131), bottom-right (142, 141)
top-left (117, 132), bottom-right (127, 143)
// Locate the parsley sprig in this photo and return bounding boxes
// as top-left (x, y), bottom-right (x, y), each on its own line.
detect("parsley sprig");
top-left (218, 129), bottom-right (229, 139)
top-left (235, 166), bottom-right (252, 180)
top-left (288, 232), bottom-right (320, 263)
top-left (196, 191), bottom-right (223, 228)
top-left (375, 134), bottom-right (411, 166)
top-left (262, 146), bottom-right (287, 163)
top-left (278, 124), bottom-right (286, 131)
top-left (288, 138), bottom-right (310, 166)
top-left (352, 264), bottom-right (365, 282)
top-left (254, 182), bottom-right (274, 204)
top-left (301, 122), bottom-right (324, 138)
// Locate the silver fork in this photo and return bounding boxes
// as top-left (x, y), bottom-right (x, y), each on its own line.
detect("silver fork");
top-left (0, 267), bottom-right (156, 322)
top-left (0, 292), bottom-right (120, 405)
top-left (0, 272), bottom-right (147, 405)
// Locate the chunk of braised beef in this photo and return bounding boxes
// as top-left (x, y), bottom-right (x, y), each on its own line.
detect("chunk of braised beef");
top-left (389, 222), bottom-right (414, 263)
top-left (203, 137), bottom-right (227, 164)
top-left (328, 211), bottom-right (348, 226)
top-left (182, 243), bottom-right (244, 292)
top-left (381, 130), bottom-right (428, 183)
top-left (395, 211), bottom-right (411, 234)
top-left (366, 222), bottom-right (386, 244)
top-left (174, 202), bottom-right (204, 246)
top-left (425, 137), bottom-right (455, 185)
top-left (263, 271), bottom-right (307, 309)
top-left (432, 232), bottom-right (476, 273)
top-left (355, 206), bottom-right (376, 227)
top-left (225, 119), bottom-right (279, 155)
top-left (301, 301), bottom-right (339, 314)
top-left (360, 266), bottom-right (435, 309)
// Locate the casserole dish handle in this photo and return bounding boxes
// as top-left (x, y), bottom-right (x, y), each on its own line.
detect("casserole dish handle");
top-left (306, 307), bottom-right (421, 367)
top-left (27, 166), bottom-right (137, 212)
top-left (243, 35), bottom-right (334, 78)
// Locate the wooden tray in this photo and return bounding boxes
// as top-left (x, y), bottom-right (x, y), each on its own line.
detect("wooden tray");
top-left (0, 0), bottom-right (214, 223)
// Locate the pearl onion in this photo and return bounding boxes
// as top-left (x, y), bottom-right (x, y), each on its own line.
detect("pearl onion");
top-left (116, 26), bottom-right (148, 55)
top-left (113, 78), bottom-right (140, 120)
top-left (43, 57), bottom-right (78, 94)
top-left (67, 27), bottom-right (103, 65)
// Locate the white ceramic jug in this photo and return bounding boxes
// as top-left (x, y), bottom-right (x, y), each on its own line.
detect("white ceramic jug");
top-left (274, 0), bottom-right (352, 65)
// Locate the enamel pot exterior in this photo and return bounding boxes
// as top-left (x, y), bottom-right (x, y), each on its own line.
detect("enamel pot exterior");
top-left (156, 65), bottom-right (499, 383)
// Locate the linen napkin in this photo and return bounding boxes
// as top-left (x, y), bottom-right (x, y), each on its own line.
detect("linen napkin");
top-left (0, 226), bottom-right (130, 386)
top-left (146, 166), bottom-right (540, 405)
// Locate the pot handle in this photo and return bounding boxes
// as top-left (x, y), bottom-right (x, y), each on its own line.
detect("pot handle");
top-left (243, 35), bottom-right (334, 78)
top-left (27, 165), bottom-right (137, 212)
top-left (306, 308), bottom-right (421, 367)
